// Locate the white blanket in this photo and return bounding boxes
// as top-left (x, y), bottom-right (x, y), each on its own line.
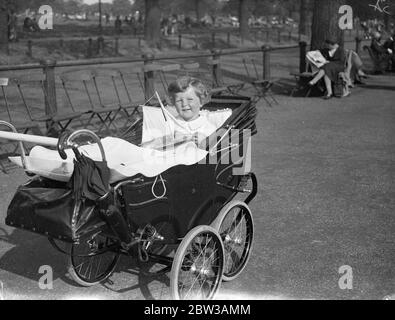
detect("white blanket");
top-left (9, 106), bottom-right (232, 183)
top-left (9, 137), bottom-right (208, 183)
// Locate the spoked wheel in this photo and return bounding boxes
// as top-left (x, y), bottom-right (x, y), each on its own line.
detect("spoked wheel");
top-left (170, 225), bottom-right (224, 300)
top-left (68, 232), bottom-right (121, 287)
top-left (211, 201), bottom-right (254, 282)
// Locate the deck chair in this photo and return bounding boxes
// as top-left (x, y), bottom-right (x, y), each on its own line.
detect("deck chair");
top-left (290, 53), bottom-right (316, 97)
top-left (178, 62), bottom-right (232, 95)
top-left (117, 66), bottom-right (145, 111)
top-left (92, 68), bottom-right (145, 133)
top-left (13, 74), bottom-right (84, 137)
top-left (157, 63), bottom-right (181, 103)
top-left (177, 62), bottom-right (211, 86)
top-left (243, 57), bottom-right (279, 106)
top-left (0, 78), bottom-right (41, 172)
top-left (60, 70), bottom-right (121, 136)
top-left (91, 69), bottom-right (131, 135)
top-left (206, 58), bottom-right (246, 96)
top-left (116, 67), bottom-right (146, 136)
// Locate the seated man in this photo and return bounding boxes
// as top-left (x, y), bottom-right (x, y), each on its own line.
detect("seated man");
top-left (384, 33), bottom-right (395, 71)
top-left (142, 76), bottom-right (217, 149)
top-left (371, 32), bottom-right (393, 68)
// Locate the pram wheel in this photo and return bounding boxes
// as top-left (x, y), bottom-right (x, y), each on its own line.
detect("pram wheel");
top-left (211, 201), bottom-right (254, 281)
top-left (170, 225), bottom-right (224, 300)
top-left (68, 232), bottom-right (120, 286)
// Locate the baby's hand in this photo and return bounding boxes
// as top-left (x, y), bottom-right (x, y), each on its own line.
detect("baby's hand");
top-left (192, 133), bottom-right (199, 145)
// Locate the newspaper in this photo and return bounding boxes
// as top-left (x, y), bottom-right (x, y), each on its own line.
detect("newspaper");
top-left (306, 50), bottom-right (329, 69)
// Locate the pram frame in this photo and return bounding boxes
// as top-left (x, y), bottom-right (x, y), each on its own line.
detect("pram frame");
top-left (2, 94), bottom-right (258, 299)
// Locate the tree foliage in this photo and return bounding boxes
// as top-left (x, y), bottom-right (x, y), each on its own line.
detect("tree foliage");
top-left (347, 0), bottom-right (394, 20)
top-left (112, 0), bottom-right (133, 16)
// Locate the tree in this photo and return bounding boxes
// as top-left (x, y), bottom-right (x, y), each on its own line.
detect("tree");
top-left (310, 0), bottom-right (344, 50)
top-left (194, 0), bottom-right (202, 21)
top-left (239, 0), bottom-right (248, 42)
top-left (145, 0), bottom-right (161, 47)
top-left (0, 0), bottom-right (9, 53)
top-left (112, 0), bottom-right (133, 16)
top-left (299, 0), bottom-right (308, 37)
top-left (63, 0), bottom-right (83, 16)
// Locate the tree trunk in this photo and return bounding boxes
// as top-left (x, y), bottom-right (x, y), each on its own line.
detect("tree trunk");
top-left (311, 0), bottom-right (344, 50)
top-left (239, 0), bottom-right (248, 43)
top-left (299, 0), bottom-right (307, 38)
top-left (384, 14), bottom-right (389, 32)
top-left (0, 0), bottom-right (9, 52)
top-left (145, 0), bottom-right (161, 48)
top-left (195, 0), bottom-right (202, 22)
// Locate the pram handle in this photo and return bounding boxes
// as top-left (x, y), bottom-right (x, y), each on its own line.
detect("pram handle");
top-left (57, 129), bottom-right (106, 162)
top-left (0, 120), bottom-right (27, 169)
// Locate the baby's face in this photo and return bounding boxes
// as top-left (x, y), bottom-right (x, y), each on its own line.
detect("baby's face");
top-left (173, 86), bottom-right (202, 121)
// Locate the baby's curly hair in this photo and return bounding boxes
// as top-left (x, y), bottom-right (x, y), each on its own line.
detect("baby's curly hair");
top-left (167, 76), bottom-right (210, 105)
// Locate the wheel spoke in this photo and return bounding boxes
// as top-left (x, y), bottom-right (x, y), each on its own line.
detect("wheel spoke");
top-left (174, 229), bottom-right (223, 300)
top-left (217, 204), bottom-right (253, 280)
top-left (70, 232), bottom-right (120, 285)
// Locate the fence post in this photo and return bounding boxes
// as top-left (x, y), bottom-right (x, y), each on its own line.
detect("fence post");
top-left (178, 34), bottom-right (182, 50)
top-left (277, 29), bottom-right (281, 43)
top-left (227, 32), bottom-right (230, 46)
top-left (262, 45), bottom-right (271, 79)
top-left (59, 38), bottom-right (64, 49)
top-left (87, 38), bottom-right (93, 58)
top-left (299, 41), bottom-right (307, 74)
top-left (142, 53), bottom-right (155, 100)
top-left (40, 59), bottom-right (58, 129)
top-left (97, 36), bottom-right (104, 55)
top-left (138, 36), bottom-right (141, 48)
top-left (194, 33), bottom-right (199, 49)
top-left (211, 49), bottom-right (222, 87)
top-left (355, 36), bottom-right (362, 54)
top-left (27, 40), bottom-right (32, 57)
top-left (266, 29), bottom-right (269, 42)
top-left (212, 32), bottom-right (215, 46)
top-left (114, 36), bottom-right (119, 55)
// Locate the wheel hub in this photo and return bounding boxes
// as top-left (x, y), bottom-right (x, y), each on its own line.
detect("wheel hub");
top-left (191, 263), bottom-right (211, 276)
top-left (224, 234), bottom-right (243, 246)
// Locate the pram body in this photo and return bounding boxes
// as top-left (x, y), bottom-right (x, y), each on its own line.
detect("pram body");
top-left (3, 95), bottom-right (258, 300)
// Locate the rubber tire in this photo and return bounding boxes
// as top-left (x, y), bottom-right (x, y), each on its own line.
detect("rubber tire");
top-left (67, 235), bottom-right (120, 287)
top-left (170, 225), bottom-right (224, 300)
top-left (211, 200), bottom-right (254, 282)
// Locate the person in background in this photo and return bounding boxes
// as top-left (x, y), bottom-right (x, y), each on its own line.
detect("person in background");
top-left (371, 32), bottom-right (393, 68)
top-left (32, 17), bottom-right (40, 32)
top-left (8, 10), bottom-right (18, 42)
top-left (384, 33), bottom-right (395, 71)
top-left (114, 15), bottom-right (122, 35)
top-left (161, 16), bottom-right (169, 36)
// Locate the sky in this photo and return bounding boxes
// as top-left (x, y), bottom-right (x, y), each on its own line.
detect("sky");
top-left (82, 0), bottom-right (135, 4)
top-left (82, 0), bottom-right (114, 4)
